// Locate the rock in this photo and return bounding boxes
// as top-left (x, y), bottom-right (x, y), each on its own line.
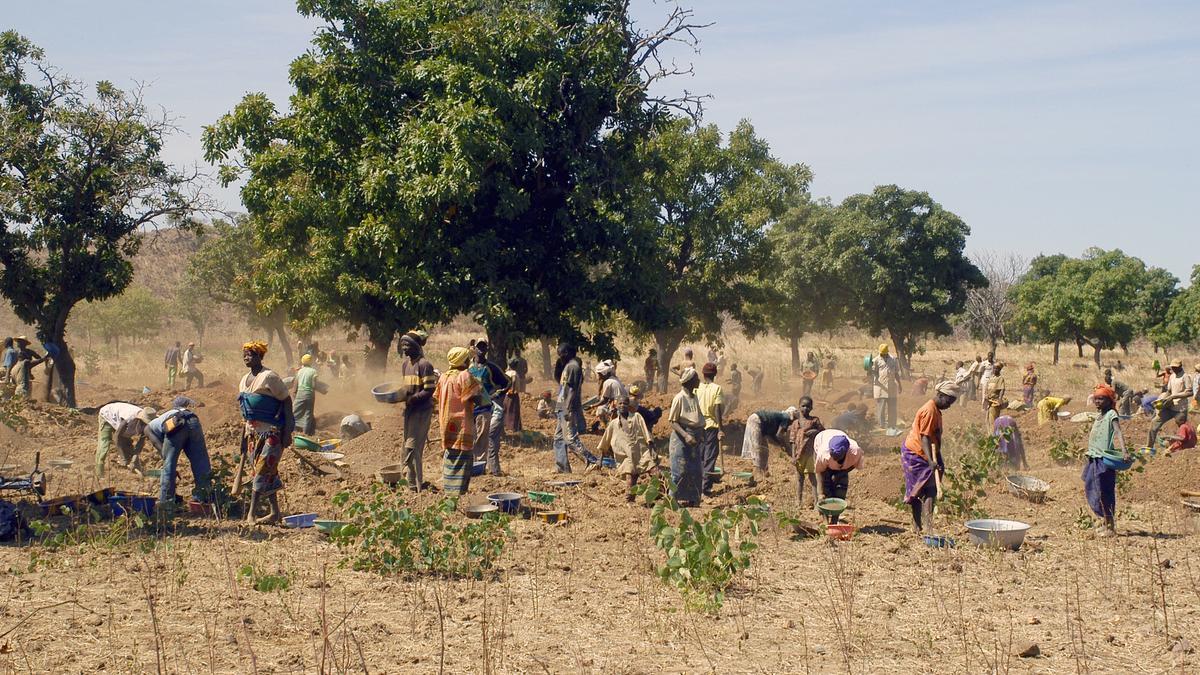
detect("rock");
top-left (1015, 642), bottom-right (1040, 658)
top-left (786, 620), bottom-right (796, 629)
top-left (813, 644), bottom-right (828, 655)
top-left (1027, 617), bottom-right (1040, 625)
top-left (1171, 639), bottom-right (1193, 654)
top-left (86, 614), bottom-right (104, 627)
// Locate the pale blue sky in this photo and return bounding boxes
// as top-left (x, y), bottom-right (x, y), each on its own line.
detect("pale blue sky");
top-left (8, 1), bottom-right (1198, 279)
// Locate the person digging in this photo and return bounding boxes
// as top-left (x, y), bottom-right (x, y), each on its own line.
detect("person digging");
top-left (812, 430), bottom-right (864, 524)
top-left (901, 381), bottom-right (958, 533)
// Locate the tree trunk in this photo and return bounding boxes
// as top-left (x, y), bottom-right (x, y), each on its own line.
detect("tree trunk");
top-left (988, 334), bottom-right (998, 354)
top-left (789, 335), bottom-right (800, 375)
top-left (654, 330), bottom-right (684, 393)
top-left (890, 332), bottom-right (912, 377)
top-left (1052, 341), bottom-right (1060, 365)
top-left (1075, 339), bottom-right (1084, 358)
top-left (41, 310), bottom-right (77, 408)
top-left (1093, 345), bottom-right (1102, 368)
top-left (364, 322), bottom-right (394, 373)
top-left (272, 321), bottom-right (293, 368)
top-left (485, 325), bottom-right (510, 366)
top-left (539, 337), bottom-right (553, 380)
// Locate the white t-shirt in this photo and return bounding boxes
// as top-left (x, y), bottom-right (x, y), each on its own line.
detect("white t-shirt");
top-left (99, 402), bottom-right (144, 434)
top-left (600, 377), bottom-right (626, 402)
top-left (813, 428), bottom-right (864, 473)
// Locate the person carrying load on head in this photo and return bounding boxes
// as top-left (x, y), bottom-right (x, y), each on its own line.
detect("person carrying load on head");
top-left (237, 341), bottom-right (294, 526)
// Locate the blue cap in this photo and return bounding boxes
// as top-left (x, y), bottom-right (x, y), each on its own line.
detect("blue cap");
top-left (830, 434), bottom-right (850, 460)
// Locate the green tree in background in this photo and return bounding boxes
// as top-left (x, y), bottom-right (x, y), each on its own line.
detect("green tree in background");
top-left (831, 185), bottom-right (986, 371)
top-left (1156, 265), bottom-right (1200, 353)
top-left (205, 0), bottom-right (709, 366)
top-left (757, 198), bottom-right (849, 373)
top-left (0, 32), bottom-right (208, 406)
top-left (72, 286), bottom-right (166, 351)
top-left (630, 118), bottom-right (810, 390)
top-left (184, 218), bottom-right (294, 366)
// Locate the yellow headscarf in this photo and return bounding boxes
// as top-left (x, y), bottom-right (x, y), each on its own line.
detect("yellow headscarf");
top-left (447, 347), bottom-right (472, 368)
top-left (878, 343), bottom-right (889, 356)
top-left (243, 341), bottom-right (268, 356)
top-left (300, 354), bottom-right (313, 366)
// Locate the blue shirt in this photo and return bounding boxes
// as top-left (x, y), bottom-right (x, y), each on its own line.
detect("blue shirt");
top-left (147, 408), bottom-right (187, 447)
top-left (1, 348), bottom-right (16, 370)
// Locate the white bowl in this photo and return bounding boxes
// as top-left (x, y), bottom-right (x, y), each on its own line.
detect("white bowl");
top-left (965, 519), bottom-right (1031, 551)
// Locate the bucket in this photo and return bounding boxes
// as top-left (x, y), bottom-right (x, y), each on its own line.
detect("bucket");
top-left (283, 512), bottom-right (318, 528)
top-left (486, 492), bottom-right (523, 514)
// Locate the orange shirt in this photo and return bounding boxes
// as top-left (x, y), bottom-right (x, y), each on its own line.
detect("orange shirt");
top-left (435, 368), bottom-right (481, 452)
top-left (904, 400), bottom-right (943, 459)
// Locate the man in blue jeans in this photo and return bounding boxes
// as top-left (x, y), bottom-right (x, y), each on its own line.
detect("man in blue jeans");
top-left (146, 396), bottom-right (213, 512)
top-left (552, 343), bottom-right (597, 472)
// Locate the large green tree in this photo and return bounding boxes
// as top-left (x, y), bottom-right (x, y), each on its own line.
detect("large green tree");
top-left (0, 32), bottom-right (207, 406)
top-left (184, 218), bottom-right (294, 365)
top-left (205, 0), bottom-right (707, 367)
top-left (1011, 248), bottom-right (1176, 366)
top-left (757, 198), bottom-right (849, 373)
top-left (1155, 265), bottom-right (1200, 352)
top-left (831, 186), bottom-right (986, 371)
top-left (629, 118), bottom-right (810, 390)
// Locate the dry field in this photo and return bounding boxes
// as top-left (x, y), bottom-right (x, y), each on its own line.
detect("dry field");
top-left (0, 328), bottom-right (1198, 674)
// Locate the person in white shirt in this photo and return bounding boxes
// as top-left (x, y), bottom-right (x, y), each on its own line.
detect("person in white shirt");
top-left (96, 402), bottom-right (156, 477)
top-left (182, 342), bottom-right (204, 389)
top-left (871, 344), bottom-right (901, 428)
top-left (812, 429), bottom-right (864, 524)
top-left (592, 360), bottom-right (626, 425)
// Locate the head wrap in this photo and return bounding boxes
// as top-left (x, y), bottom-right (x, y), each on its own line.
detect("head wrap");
top-left (595, 359), bottom-right (615, 377)
top-left (878, 343), bottom-right (889, 356)
top-left (475, 340), bottom-right (490, 353)
top-left (300, 354), bottom-right (313, 366)
top-left (702, 362), bottom-right (718, 377)
top-left (400, 331), bottom-right (423, 348)
top-left (447, 347), bottom-right (472, 368)
top-left (934, 381), bottom-right (961, 398)
top-left (1092, 383), bottom-right (1116, 402)
top-left (829, 434), bottom-right (851, 461)
top-left (403, 329), bottom-right (428, 346)
top-left (171, 396), bottom-right (195, 410)
top-left (785, 406), bottom-right (799, 419)
top-left (243, 341), bottom-right (268, 356)
top-left (1170, 359), bottom-right (1183, 369)
top-left (679, 367), bottom-right (699, 385)
top-left (541, 389), bottom-right (553, 399)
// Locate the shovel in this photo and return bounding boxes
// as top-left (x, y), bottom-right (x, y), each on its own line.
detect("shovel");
top-left (231, 433), bottom-right (249, 496)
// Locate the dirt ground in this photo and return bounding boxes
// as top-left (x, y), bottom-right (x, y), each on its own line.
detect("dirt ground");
top-left (1, 340), bottom-right (1199, 674)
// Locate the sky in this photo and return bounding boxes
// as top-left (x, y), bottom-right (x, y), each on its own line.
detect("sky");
top-left (7, 0), bottom-right (1199, 279)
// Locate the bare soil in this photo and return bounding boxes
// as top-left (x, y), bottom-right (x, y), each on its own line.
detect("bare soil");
top-left (0, 353), bottom-right (1198, 673)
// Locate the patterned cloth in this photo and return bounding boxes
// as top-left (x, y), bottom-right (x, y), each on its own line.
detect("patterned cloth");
top-left (442, 450), bottom-right (474, 496)
top-left (670, 430), bottom-right (703, 504)
top-left (901, 442), bottom-right (941, 504)
top-left (239, 368), bottom-right (290, 495)
top-left (435, 368), bottom-right (482, 452)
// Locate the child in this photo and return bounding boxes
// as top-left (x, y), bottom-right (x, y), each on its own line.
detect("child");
top-left (536, 390), bottom-right (555, 419)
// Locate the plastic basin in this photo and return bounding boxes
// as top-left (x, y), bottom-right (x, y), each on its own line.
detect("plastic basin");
top-left (320, 438), bottom-right (342, 452)
top-left (600, 457), bottom-right (616, 469)
top-left (965, 519), bottom-right (1031, 551)
top-left (817, 498), bottom-right (848, 517)
top-left (486, 492), bottom-right (523, 514)
top-left (376, 464), bottom-right (406, 485)
top-left (471, 461), bottom-right (487, 477)
top-left (545, 480), bottom-right (581, 488)
top-left (293, 435), bottom-right (320, 452)
top-left (315, 519), bottom-right (349, 534)
top-left (465, 504), bottom-right (499, 519)
top-left (923, 535), bottom-right (956, 548)
top-left (538, 510), bottom-right (568, 525)
top-left (1101, 455), bottom-right (1135, 471)
top-left (826, 523), bottom-right (854, 541)
top-left (110, 493), bottom-right (157, 518)
top-left (527, 491), bottom-right (557, 505)
top-left (283, 512), bottom-right (318, 528)
top-left (1006, 475), bottom-right (1050, 503)
top-left (371, 383), bottom-right (403, 404)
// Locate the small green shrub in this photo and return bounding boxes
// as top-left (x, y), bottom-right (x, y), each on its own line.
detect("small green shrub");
top-left (1049, 437), bottom-right (1084, 465)
top-left (643, 476), bottom-right (767, 613)
top-left (329, 487), bottom-right (510, 578)
top-left (238, 563), bottom-right (291, 592)
top-left (939, 426), bottom-right (1003, 519)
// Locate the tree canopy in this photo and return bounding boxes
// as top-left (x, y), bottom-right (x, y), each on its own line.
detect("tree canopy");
top-left (0, 31), bottom-right (207, 405)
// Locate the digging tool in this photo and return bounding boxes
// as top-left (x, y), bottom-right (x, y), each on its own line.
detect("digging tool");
top-left (1182, 490), bottom-right (1200, 498)
top-left (931, 442), bottom-right (943, 500)
top-left (231, 433), bottom-right (249, 496)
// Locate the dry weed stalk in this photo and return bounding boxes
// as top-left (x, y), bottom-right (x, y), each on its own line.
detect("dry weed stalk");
top-left (817, 542), bottom-right (857, 672)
